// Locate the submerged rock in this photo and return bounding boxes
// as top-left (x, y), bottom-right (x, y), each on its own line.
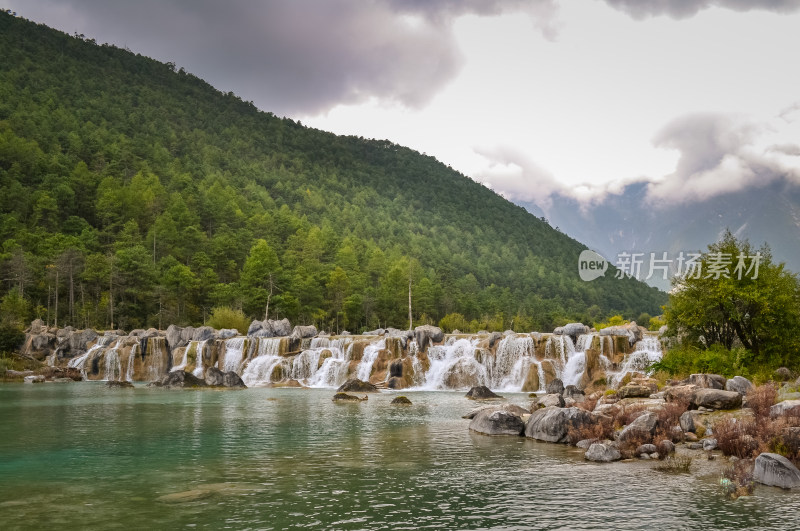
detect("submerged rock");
top-left (106, 380), bottom-right (134, 388)
top-left (391, 396), bottom-right (412, 405)
top-left (585, 442), bottom-right (621, 462)
top-left (469, 409), bottom-right (525, 436)
top-left (465, 386), bottom-right (501, 400)
top-left (204, 367), bottom-right (246, 388)
top-left (332, 392), bottom-right (367, 402)
top-left (754, 453), bottom-right (800, 489)
top-left (338, 378), bottom-right (379, 393)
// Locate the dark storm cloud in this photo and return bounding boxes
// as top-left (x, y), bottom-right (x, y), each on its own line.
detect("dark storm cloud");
top-left (602, 0), bottom-right (800, 20)
top-left (7, 0), bottom-right (557, 117)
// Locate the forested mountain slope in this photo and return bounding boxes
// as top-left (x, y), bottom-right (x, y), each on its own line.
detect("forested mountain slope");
top-left (0, 12), bottom-right (665, 332)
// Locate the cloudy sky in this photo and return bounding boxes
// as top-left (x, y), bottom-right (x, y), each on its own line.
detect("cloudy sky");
top-left (8, 0), bottom-right (800, 210)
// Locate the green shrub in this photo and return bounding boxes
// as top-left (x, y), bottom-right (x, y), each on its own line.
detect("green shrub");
top-left (206, 306), bottom-right (250, 334)
top-left (439, 313), bottom-right (469, 333)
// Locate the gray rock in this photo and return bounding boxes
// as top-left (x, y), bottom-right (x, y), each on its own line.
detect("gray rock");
top-left (725, 375), bottom-right (754, 395)
top-left (680, 410), bottom-right (699, 432)
top-left (753, 453), bottom-right (800, 489)
top-left (106, 380), bottom-right (134, 389)
top-left (165, 324), bottom-right (185, 351)
top-left (770, 399), bottom-right (800, 418)
top-left (218, 328), bottom-right (239, 339)
top-left (640, 453), bottom-right (651, 460)
top-left (555, 323), bottom-right (589, 343)
top-left (462, 404), bottom-right (529, 419)
top-left (618, 412), bottom-right (659, 442)
top-left (24, 375), bottom-right (45, 383)
top-left (524, 407), bottom-right (600, 443)
top-left (248, 320), bottom-right (269, 337)
top-left (29, 318), bottom-right (46, 334)
top-left (702, 438), bottom-right (718, 451)
top-left (618, 384), bottom-right (654, 399)
top-left (546, 378), bottom-right (565, 396)
top-left (774, 367), bottom-right (794, 381)
top-left (688, 374), bottom-right (726, 390)
top-left (149, 370), bottom-right (207, 389)
top-left (686, 442), bottom-right (703, 450)
top-left (205, 367), bottom-right (225, 386)
top-left (414, 325), bottom-right (444, 350)
top-left (338, 379), bottom-right (379, 393)
top-left (636, 444), bottom-right (658, 455)
top-left (691, 388), bottom-right (742, 410)
top-left (192, 326), bottom-right (216, 342)
top-left (538, 393), bottom-right (566, 408)
top-left (599, 323), bottom-right (641, 345)
top-left (68, 329), bottom-right (98, 352)
top-left (31, 333), bottom-right (55, 351)
top-left (269, 318), bottom-right (292, 337)
top-left (563, 385), bottom-right (585, 399)
top-left (222, 371), bottom-right (246, 388)
top-left (465, 386), bottom-right (501, 400)
top-left (290, 325), bottom-right (318, 339)
top-left (469, 409), bottom-right (526, 436)
top-left (585, 442), bottom-right (621, 462)
top-left (363, 328), bottom-right (386, 336)
top-left (576, 438), bottom-right (599, 449)
top-left (180, 326), bottom-right (195, 344)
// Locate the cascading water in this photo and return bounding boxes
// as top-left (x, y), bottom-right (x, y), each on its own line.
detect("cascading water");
top-left (145, 338), bottom-right (165, 381)
top-left (416, 339), bottom-right (489, 390)
top-left (545, 335), bottom-right (575, 367)
top-left (306, 347), bottom-right (350, 388)
top-left (221, 337), bottom-right (247, 373)
top-left (492, 335), bottom-right (536, 390)
top-left (609, 336), bottom-right (663, 388)
top-left (103, 341), bottom-right (122, 381)
top-left (356, 339), bottom-right (385, 382)
top-left (126, 343), bottom-right (137, 382)
top-left (191, 340), bottom-right (208, 378)
top-left (170, 345), bottom-right (190, 372)
top-left (240, 338), bottom-right (287, 386)
top-left (67, 336), bottom-right (114, 379)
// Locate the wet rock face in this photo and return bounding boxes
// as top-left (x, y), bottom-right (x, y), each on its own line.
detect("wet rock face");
top-left (465, 386), bottom-right (501, 400)
top-left (338, 378), bottom-right (379, 393)
top-left (546, 378), bottom-right (564, 396)
top-left (414, 325), bottom-right (444, 351)
top-left (469, 409), bottom-right (525, 436)
top-left (753, 453), bottom-right (800, 489)
top-left (205, 367), bottom-right (225, 386)
top-left (690, 388), bottom-right (742, 410)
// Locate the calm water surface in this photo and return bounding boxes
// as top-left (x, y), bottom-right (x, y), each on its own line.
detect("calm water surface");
top-left (0, 383), bottom-right (796, 530)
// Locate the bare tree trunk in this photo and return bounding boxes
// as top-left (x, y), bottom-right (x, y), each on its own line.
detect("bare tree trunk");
top-left (264, 274), bottom-right (273, 321)
top-left (408, 277), bottom-right (412, 330)
top-left (69, 268), bottom-right (75, 325)
top-left (54, 269), bottom-right (59, 328)
top-left (109, 259), bottom-right (114, 330)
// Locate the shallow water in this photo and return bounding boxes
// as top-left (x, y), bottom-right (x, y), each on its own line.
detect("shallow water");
top-left (0, 383), bottom-right (795, 530)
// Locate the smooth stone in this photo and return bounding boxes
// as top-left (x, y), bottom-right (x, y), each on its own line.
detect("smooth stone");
top-left (585, 442), bottom-right (621, 462)
top-left (753, 453), bottom-right (800, 489)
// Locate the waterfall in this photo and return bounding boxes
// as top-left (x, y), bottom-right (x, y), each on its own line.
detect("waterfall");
top-left (492, 335), bottom-right (535, 390)
top-left (545, 335), bottom-right (575, 367)
top-left (103, 346), bottom-right (122, 381)
top-left (291, 349), bottom-right (323, 381)
top-left (67, 336), bottom-right (114, 379)
top-left (221, 337), bottom-right (247, 373)
top-left (241, 355), bottom-right (287, 386)
top-left (562, 351), bottom-right (586, 387)
top-left (191, 340), bottom-right (208, 378)
top-left (416, 339), bottom-right (488, 390)
top-left (170, 345), bottom-right (190, 372)
top-left (355, 339), bottom-right (386, 382)
top-left (126, 343), bottom-right (137, 382)
top-left (306, 347), bottom-right (350, 388)
top-left (609, 336), bottom-right (663, 388)
top-left (145, 338), bottom-right (165, 381)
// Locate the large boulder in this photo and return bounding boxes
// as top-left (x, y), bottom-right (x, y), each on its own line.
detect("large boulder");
top-left (149, 370), bottom-right (207, 389)
top-left (618, 411), bottom-right (659, 442)
top-left (222, 371), bottom-right (246, 388)
top-left (725, 375), bottom-right (754, 395)
top-left (165, 324), bottom-right (185, 351)
top-left (218, 329), bottom-right (239, 339)
top-left (688, 374), bottom-right (726, 390)
top-left (463, 404), bottom-right (529, 419)
top-left (770, 399), bottom-right (800, 418)
top-left (338, 378), bottom-right (379, 393)
top-left (269, 318), bottom-right (292, 337)
top-left (192, 326), bottom-right (216, 342)
top-left (469, 409), bottom-right (526, 436)
top-left (465, 386), bottom-right (501, 400)
top-left (291, 325), bottom-right (318, 339)
top-left (363, 328), bottom-right (386, 336)
top-left (679, 410), bottom-right (701, 433)
top-left (599, 322), bottom-right (642, 345)
top-left (205, 366), bottom-right (225, 386)
top-left (554, 323), bottom-right (589, 344)
top-left (664, 384), bottom-right (698, 403)
top-left (753, 453), bottom-right (800, 489)
top-left (68, 329), bottom-right (98, 352)
top-left (414, 325), bottom-right (444, 351)
top-left (29, 319), bottom-right (46, 335)
top-left (248, 320), bottom-right (269, 337)
top-left (690, 388), bottom-right (742, 410)
top-left (524, 407), bottom-right (600, 443)
top-left (618, 383), bottom-right (656, 399)
top-left (585, 442), bottom-right (621, 462)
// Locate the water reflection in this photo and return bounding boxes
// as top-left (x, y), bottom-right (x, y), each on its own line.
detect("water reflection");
top-left (0, 384), bottom-right (796, 529)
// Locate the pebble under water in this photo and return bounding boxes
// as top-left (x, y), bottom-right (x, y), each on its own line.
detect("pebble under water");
top-left (0, 383), bottom-right (796, 530)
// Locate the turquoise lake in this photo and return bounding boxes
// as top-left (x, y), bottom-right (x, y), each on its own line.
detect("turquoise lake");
top-left (0, 383), bottom-right (796, 530)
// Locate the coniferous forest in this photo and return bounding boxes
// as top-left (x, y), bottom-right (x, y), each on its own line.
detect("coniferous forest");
top-left (0, 11), bottom-right (665, 334)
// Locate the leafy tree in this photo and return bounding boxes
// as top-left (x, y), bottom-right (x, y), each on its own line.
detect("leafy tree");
top-left (240, 239), bottom-right (280, 320)
top-left (665, 230), bottom-right (800, 365)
